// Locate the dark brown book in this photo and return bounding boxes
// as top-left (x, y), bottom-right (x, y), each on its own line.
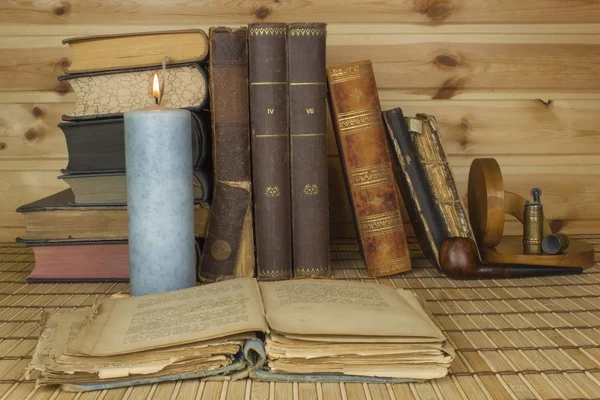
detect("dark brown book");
top-left (288, 23), bottom-right (330, 278)
top-left (60, 112), bottom-right (210, 174)
top-left (326, 60), bottom-right (411, 277)
top-left (199, 27), bottom-right (255, 282)
top-left (248, 23), bottom-right (292, 281)
top-left (16, 189), bottom-right (209, 242)
top-left (383, 109), bottom-right (476, 268)
top-left (60, 63), bottom-right (208, 121)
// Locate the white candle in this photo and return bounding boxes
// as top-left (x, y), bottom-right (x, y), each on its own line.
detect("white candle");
top-left (124, 74), bottom-right (196, 296)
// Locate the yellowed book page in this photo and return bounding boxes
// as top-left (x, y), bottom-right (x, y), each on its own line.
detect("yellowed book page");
top-left (258, 280), bottom-right (444, 339)
top-left (268, 361), bottom-right (449, 380)
top-left (68, 278), bottom-right (268, 356)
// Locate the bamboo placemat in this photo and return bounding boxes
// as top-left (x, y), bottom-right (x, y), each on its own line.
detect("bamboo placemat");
top-left (0, 236), bottom-right (598, 400)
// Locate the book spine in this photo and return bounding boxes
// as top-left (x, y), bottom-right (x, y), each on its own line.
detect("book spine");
top-left (199, 27), bottom-right (255, 282)
top-left (248, 23), bottom-right (292, 281)
top-left (326, 60), bottom-right (411, 277)
top-left (288, 23), bottom-right (330, 278)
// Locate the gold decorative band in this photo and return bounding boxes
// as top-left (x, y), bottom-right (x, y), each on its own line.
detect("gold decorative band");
top-left (258, 269), bottom-right (292, 279)
top-left (255, 133), bottom-right (288, 137)
top-left (290, 28), bottom-right (326, 36)
top-left (291, 133), bottom-right (325, 137)
top-left (290, 82), bottom-right (326, 86)
top-left (328, 63), bottom-right (372, 84)
top-left (249, 27), bottom-right (286, 35)
top-left (250, 82), bottom-right (287, 85)
top-left (337, 108), bottom-right (375, 118)
top-left (348, 162), bottom-right (393, 191)
top-left (358, 211), bottom-right (403, 235)
top-left (337, 109), bottom-right (381, 134)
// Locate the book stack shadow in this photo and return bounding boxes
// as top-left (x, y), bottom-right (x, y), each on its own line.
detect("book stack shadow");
top-left (16, 31), bottom-right (213, 282)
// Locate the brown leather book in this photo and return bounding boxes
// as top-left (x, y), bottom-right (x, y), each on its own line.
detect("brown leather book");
top-left (326, 60), bottom-right (411, 277)
top-left (199, 27), bottom-right (255, 282)
top-left (248, 23), bottom-right (292, 281)
top-left (288, 23), bottom-right (330, 278)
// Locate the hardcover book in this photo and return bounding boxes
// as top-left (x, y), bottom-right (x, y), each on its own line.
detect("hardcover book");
top-left (199, 27), bottom-right (255, 282)
top-left (288, 23), bottom-right (330, 278)
top-left (326, 60), bottom-right (411, 277)
top-left (63, 29), bottom-right (209, 74)
top-left (383, 109), bottom-right (476, 267)
top-left (60, 111), bottom-right (210, 174)
top-left (16, 189), bottom-right (209, 242)
top-left (29, 278), bottom-right (453, 392)
top-left (248, 23), bottom-right (292, 281)
top-left (60, 63), bottom-right (208, 120)
top-left (58, 170), bottom-right (211, 206)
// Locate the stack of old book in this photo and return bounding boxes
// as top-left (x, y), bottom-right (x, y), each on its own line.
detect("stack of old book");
top-left (17, 30), bottom-right (212, 282)
top-left (29, 278), bottom-right (453, 392)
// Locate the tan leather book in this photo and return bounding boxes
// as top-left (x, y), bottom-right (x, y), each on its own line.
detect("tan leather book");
top-left (288, 23), bottom-right (330, 278)
top-left (63, 30), bottom-right (209, 74)
top-left (199, 27), bottom-right (255, 282)
top-left (248, 23), bottom-right (292, 281)
top-left (326, 60), bottom-right (411, 277)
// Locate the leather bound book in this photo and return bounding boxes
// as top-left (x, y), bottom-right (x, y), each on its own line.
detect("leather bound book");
top-left (199, 27), bottom-right (255, 282)
top-left (288, 23), bottom-right (330, 278)
top-left (383, 109), bottom-right (476, 268)
top-left (60, 63), bottom-right (208, 120)
top-left (248, 23), bottom-right (292, 281)
top-left (61, 111), bottom-right (209, 174)
top-left (326, 60), bottom-right (411, 277)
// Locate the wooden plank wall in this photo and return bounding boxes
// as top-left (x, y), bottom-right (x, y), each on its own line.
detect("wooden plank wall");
top-left (1, 1), bottom-right (600, 241)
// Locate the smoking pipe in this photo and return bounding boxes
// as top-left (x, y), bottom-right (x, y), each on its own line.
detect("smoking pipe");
top-left (439, 237), bottom-right (582, 280)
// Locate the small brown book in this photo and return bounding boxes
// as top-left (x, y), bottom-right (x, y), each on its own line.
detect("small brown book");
top-left (248, 23), bottom-right (292, 281)
top-left (199, 27), bottom-right (255, 282)
top-left (326, 60), bottom-right (411, 277)
top-left (288, 23), bottom-right (330, 278)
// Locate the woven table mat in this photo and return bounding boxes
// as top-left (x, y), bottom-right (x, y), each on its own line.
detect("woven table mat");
top-left (0, 236), bottom-right (598, 400)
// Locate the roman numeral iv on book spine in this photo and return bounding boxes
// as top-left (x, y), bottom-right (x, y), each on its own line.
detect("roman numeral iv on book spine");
top-left (249, 23), bottom-right (293, 281)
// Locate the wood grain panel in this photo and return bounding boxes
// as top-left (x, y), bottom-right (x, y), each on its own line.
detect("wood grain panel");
top-left (326, 99), bottom-right (600, 157)
top-left (1, 1), bottom-right (599, 24)
top-left (0, 103), bottom-right (69, 161)
top-left (3, 34), bottom-right (600, 94)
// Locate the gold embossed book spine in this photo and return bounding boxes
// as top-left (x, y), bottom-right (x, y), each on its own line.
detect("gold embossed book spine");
top-left (288, 23), bottom-right (330, 278)
top-left (199, 27), bottom-right (255, 282)
top-left (326, 60), bottom-right (411, 277)
top-left (249, 23), bottom-right (292, 281)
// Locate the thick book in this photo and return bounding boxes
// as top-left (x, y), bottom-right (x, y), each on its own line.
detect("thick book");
top-left (27, 241), bottom-right (129, 283)
top-left (60, 111), bottom-right (210, 174)
top-left (29, 278), bottom-right (453, 392)
top-left (326, 60), bottom-right (411, 277)
top-left (16, 189), bottom-right (209, 242)
top-left (59, 63), bottom-right (208, 120)
top-left (63, 29), bottom-right (209, 74)
top-left (288, 23), bottom-right (330, 278)
top-left (25, 239), bottom-right (203, 283)
top-left (248, 23), bottom-right (292, 281)
top-left (199, 27), bottom-right (255, 282)
top-left (383, 109), bottom-right (476, 268)
top-left (58, 170), bottom-right (211, 205)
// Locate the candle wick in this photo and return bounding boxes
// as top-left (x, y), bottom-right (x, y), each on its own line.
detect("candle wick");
top-left (154, 97), bottom-right (159, 105)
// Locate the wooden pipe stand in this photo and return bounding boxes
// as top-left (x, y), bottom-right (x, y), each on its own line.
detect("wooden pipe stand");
top-left (468, 158), bottom-right (594, 269)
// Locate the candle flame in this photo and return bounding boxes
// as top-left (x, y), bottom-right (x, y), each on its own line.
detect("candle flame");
top-left (152, 73), bottom-right (160, 103)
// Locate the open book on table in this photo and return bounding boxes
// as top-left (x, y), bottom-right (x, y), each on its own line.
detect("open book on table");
top-left (29, 278), bottom-right (454, 392)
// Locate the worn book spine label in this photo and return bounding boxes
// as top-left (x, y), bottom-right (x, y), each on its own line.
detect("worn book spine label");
top-left (288, 23), bottom-right (330, 278)
top-left (326, 60), bottom-right (411, 277)
top-left (199, 27), bottom-right (255, 282)
top-left (249, 23), bottom-right (292, 281)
